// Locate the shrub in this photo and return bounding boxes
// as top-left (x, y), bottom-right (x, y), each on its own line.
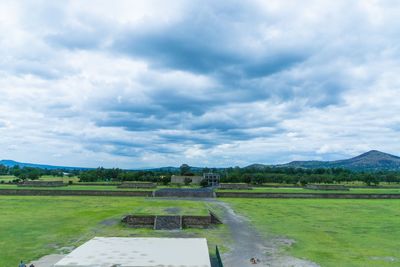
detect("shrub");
top-left (200, 179), bottom-right (209, 188)
top-left (184, 177), bottom-right (192, 185)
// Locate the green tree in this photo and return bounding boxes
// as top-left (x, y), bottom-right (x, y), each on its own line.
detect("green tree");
top-left (184, 177), bottom-right (192, 185)
top-left (180, 164), bottom-right (191, 175)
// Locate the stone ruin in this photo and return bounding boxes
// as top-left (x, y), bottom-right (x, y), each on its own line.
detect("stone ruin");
top-left (305, 184), bottom-right (350, 191)
top-left (117, 182), bottom-right (157, 189)
top-left (219, 183), bottom-right (253, 190)
top-left (121, 211), bottom-right (222, 230)
top-left (154, 188), bottom-right (215, 198)
top-left (17, 181), bottom-right (66, 187)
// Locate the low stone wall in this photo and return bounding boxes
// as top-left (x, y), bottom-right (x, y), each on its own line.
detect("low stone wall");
top-left (216, 192), bottom-right (400, 199)
top-left (0, 189), bottom-right (153, 197)
top-left (122, 212), bottom-right (223, 229)
top-left (182, 215), bottom-right (211, 228)
top-left (74, 183), bottom-right (121, 186)
top-left (118, 182), bottom-right (157, 189)
top-left (155, 215), bottom-right (182, 230)
top-left (219, 183), bottom-right (252, 190)
top-left (171, 175), bottom-right (204, 185)
top-left (305, 184), bottom-right (349, 191)
top-left (18, 181), bottom-right (66, 187)
top-left (154, 188), bottom-right (215, 198)
top-left (210, 211), bottom-right (223, 224)
top-left (121, 215), bottom-right (155, 228)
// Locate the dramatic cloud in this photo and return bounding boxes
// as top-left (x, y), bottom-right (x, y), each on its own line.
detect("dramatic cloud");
top-left (0, 0), bottom-right (399, 168)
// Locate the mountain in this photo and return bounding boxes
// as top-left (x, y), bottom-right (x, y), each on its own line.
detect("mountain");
top-left (0, 160), bottom-right (91, 170)
top-left (3, 150), bottom-right (400, 172)
top-left (0, 161), bottom-right (208, 172)
top-left (276, 150), bottom-right (400, 171)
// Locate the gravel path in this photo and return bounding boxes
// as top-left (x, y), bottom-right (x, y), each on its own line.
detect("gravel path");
top-left (215, 201), bottom-right (319, 267)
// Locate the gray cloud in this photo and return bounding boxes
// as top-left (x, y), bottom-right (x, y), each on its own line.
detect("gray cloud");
top-left (0, 0), bottom-right (399, 168)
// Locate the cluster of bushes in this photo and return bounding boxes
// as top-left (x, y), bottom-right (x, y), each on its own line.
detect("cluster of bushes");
top-left (0, 165), bottom-right (78, 181)
top-left (78, 168), bottom-right (172, 184)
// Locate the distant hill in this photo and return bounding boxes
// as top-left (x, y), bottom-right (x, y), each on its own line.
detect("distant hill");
top-left (248, 150), bottom-right (400, 171)
top-left (3, 150), bottom-right (400, 172)
top-left (0, 160), bottom-right (91, 170)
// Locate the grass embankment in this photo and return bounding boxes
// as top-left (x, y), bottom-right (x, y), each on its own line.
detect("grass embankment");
top-left (225, 198), bottom-right (400, 267)
top-left (0, 196), bottom-right (227, 266)
top-left (218, 187), bottom-right (400, 194)
top-left (1, 184), bottom-right (400, 194)
top-left (0, 184), bottom-right (154, 191)
top-left (0, 175), bottom-right (80, 183)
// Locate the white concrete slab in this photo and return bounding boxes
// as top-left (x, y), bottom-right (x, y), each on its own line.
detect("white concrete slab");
top-left (54, 237), bottom-right (211, 267)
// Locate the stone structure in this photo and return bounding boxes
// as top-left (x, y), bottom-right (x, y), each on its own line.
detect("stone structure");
top-left (219, 183), bottom-right (252, 190)
top-left (122, 212), bottom-right (222, 230)
top-left (154, 188), bottom-right (215, 198)
top-left (118, 182), bottom-right (157, 188)
top-left (171, 175), bottom-right (204, 184)
top-left (17, 181), bottom-right (66, 187)
top-left (203, 173), bottom-right (220, 186)
top-left (305, 184), bottom-right (350, 191)
top-left (121, 215), bottom-right (155, 228)
top-left (154, 215), bottom-right (182, 230)
top-left (171, 173), bottom-right (220, 186)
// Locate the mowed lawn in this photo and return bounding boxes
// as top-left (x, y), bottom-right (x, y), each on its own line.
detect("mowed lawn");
top-left (225, 199), bottom-right (400, 267)
top-left (217, 187), bottom-right (400, 194)
top-left (0, 196), bottom-right (227, 266)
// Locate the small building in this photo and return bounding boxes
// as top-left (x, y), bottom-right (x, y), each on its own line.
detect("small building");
top-left (118, 182), bottom-right (157, 189)
top-left (203, 173), bottom-right (220, 186)
top-left (54, 237), bottom-right (211, 267)
top-left (171, 173), bottom-right (220, 186)
top-left (171, 175), bottom-right (204, 185)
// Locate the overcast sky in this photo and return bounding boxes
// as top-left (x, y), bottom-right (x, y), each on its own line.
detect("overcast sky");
top-left (0, 0), bottom-right (399, 168)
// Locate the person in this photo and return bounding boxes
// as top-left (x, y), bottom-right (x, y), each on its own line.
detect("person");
top-left (29, 264), bottom-right (35, 267)
top-left (18, 260), bottom-right (26, 267)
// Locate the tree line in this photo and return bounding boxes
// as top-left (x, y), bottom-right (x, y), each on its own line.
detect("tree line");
top-left (1, 164), bottom-right (400, 185)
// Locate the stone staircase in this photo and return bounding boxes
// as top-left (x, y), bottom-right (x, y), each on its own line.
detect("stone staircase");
top-left (154, 215), bottom-right (182, 230)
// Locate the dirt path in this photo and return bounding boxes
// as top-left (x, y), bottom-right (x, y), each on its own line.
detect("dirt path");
top-left (214, 200), bottom-right (319, 267)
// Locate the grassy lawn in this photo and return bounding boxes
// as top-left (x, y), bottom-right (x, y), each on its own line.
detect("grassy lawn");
top-left (0, 196), bottom-right (228, 266)
top-left (0, 184), bottom-right (154, 191)
top-left (218, 187), bottom-right (400, 194)
top-left (0, 175), bottom-right (80, 182)
top-left (0, 175), bottom-right (16, 182)
top-left (224, 198), bottom-right (400, 267)
top-left (131, 201), bottom-right (209, 215)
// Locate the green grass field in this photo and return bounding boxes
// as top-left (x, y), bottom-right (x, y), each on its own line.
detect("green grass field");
top-left (225, 198), bottom-right (400, 267)
top-left (0, 196), bottom-right (228, 266)
top-left (0, 175), bottom-right (80, 182)
top-left (0, 184), bottom-right (155, 191)
top-left (217, 187), bottom-right (400, 194)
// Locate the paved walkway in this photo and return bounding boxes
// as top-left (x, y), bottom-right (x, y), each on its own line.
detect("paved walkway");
top-left (28, 254), bottom-right (64, 267)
